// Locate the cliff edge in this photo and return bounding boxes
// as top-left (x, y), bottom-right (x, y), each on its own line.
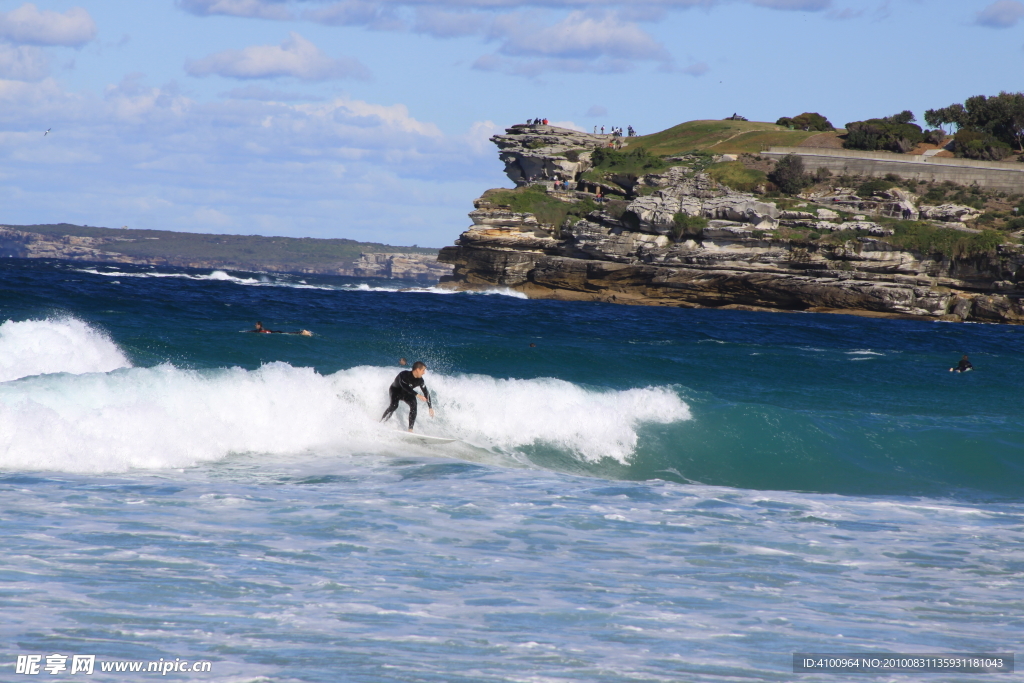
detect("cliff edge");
top-left (438, 124), bottom-right (1024, 323)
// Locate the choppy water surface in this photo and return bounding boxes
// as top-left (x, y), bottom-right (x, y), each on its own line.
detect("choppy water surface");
top-left (1, 258), bottom-right (1022, 682)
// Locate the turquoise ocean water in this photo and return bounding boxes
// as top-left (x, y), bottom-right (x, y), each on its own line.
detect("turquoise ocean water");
top-left (1, 258), bottom-right (1022, 681)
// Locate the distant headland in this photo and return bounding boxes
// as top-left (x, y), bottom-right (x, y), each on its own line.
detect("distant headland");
top-left (0, 223), bottom-right (452, 283)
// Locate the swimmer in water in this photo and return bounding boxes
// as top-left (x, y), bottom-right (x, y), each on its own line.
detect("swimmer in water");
top-left (380, 361), bottom-right (434, 432)
top-left (252, 321), bottom-right (276, 333)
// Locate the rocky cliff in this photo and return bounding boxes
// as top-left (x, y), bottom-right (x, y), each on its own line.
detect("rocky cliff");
top-left (438, 125), bottom-right (1024, 323)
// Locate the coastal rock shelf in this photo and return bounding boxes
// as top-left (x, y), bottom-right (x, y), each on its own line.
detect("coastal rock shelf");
top-left (438, 125), bottom-right (1024, 324)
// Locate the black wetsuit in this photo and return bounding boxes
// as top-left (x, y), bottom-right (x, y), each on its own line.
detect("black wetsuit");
top-left (380, 371), bottom-right (432, 429)
top-left (957, 358), bottom-right (973, 372)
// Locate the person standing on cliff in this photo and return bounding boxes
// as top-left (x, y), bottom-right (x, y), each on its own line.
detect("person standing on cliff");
top-left (381, 361), bottom-right (434, 431)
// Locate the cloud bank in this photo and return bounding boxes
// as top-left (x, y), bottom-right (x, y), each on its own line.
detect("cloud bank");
top-left (185, 32), bottom-right (371, 81)
top-left (0, 3), bottom-right (97, 47)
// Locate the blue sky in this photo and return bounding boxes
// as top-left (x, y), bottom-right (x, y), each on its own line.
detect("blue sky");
top-left (0, 0), bottom-right (1022, 247)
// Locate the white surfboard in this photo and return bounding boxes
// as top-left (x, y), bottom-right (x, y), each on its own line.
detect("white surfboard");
top-left (398, 432), bottom-right (458, 444)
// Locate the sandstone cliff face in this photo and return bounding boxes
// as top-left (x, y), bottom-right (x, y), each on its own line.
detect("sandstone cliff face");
top-left (351, 252), bottom-right (453, 282)
top-left (438, 127), bottom-right (1024, 324)
top-left (492, 124), bottom-right (610, 185)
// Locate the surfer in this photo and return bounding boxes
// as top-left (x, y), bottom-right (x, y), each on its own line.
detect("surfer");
top-left (951, 354), bottom-right (973, 373)
top-left (380, 361), bottom-right (434, 431)
top-left (251, 322), bottom-right (312, 336)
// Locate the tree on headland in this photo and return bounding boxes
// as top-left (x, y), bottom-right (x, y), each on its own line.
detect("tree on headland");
top-left (776, 112), bottom-right (834, 132)
top-left (843, 111), bottom-right (927, 153)
top-left (767, 154), bottom-right (811, 194)
top-left (925, 92), bottom-right (1024, 157)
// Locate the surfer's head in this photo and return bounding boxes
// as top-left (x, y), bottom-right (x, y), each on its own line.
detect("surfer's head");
top-left (412, 361), bottom-right (427, 378)
top-left (255, 322), bottom-right (264, 331)
top-left (399, 358), bottom-right (407, 366)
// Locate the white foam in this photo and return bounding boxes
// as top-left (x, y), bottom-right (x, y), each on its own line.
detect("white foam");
top-left (0, 317), bottom-right (131, 383)
top-left (422, 371), bottom-right (690, 461)
top-left (0, 363), bottom-right (690, 473)
top-left (77, 268), bottom-right (267, 286)
top-left (343, 283), bottom-right (528, 298)
top-left (75, 268), bottom-right (527, 297)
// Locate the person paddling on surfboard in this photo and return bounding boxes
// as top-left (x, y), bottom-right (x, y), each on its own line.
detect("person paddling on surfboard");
top-left (380, 361), bottom-right (434, 431)
top-left (950, 354), bottom-right (973, 373)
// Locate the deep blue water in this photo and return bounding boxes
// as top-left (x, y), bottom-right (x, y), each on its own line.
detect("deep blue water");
top-left (1, 258), bottom-right (1022, 682)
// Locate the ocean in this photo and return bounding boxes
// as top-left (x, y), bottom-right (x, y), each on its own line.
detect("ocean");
top-left (1, 257), bottom-right (1021, 682)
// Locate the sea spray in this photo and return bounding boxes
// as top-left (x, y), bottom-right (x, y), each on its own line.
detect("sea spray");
top-left (0, 317), bottom-right (131, 383)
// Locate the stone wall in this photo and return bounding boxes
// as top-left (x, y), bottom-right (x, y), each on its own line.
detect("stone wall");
top-left (763, 147), bottom-right (1024, 193)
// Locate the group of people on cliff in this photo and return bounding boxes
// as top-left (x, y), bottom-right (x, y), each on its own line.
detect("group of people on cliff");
top-left (593, 125), bottom-right (636, 137)
top-left (528, 118), bottom-right (549, 126)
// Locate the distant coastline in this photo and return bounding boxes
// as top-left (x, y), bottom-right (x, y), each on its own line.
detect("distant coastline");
top-left (0, 223), bottom-right (452, 283)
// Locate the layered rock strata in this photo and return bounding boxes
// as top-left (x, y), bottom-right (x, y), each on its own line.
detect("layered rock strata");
top-left (352, 252), bottom-right (453, 282)
top-left (439, 127), bottom-right (1024, 323)
top-left (492, 124), bottom-right (612, 186)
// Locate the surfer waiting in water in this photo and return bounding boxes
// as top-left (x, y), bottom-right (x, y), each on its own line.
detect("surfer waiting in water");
top-left (951, 354), bottom-right (973, 373)
top-left (381, 361), bottom-right (434, 431)
top-left (251, 322), bottom-right (313, 336)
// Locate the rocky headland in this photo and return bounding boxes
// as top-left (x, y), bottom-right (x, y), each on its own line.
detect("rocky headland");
top-left (438, 124), bottom-right (1024, 323)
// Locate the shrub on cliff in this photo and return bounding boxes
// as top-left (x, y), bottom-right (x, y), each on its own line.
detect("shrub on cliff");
top-left (843, 111), bottom-right (925, 153)
top-left (776, 112), bottom-right (834, 132)
top-left (672, 213), bottom-right (707, 241)
top-left (951, 129), bottom-right (1013, 161)
top-left (767, 154), bottom-right (811, 194)
top-left (857, 179), bottom-right (896, 197)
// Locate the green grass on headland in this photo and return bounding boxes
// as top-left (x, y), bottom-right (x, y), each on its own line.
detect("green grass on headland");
top-left (630, 120), bottom-right (819, 156)
top-left (483, 186), bottom-right (600, 234)
top-left (884, 220), bottom-right (1005, 258)
top-left (707, 161), bottom-right (767, 192)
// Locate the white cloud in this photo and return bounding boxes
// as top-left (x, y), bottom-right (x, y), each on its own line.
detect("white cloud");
top-left (305, 1), bottom-right (405, 30)
top-left (976, 0), bottom-right (1024, 28)
top-left (176, 0), bottom-right (293, 20)
top-left (491, 11), bottom-right (669, 61)
top-left (0, 3), bottom-right (96, 47)
top-left (473, 53), bottom-right (636, 76)
top-left (680, 61), bottom-right (708, 76)
top-left (413, 8), bottom-right (488, 37)
top-left (185, 32), bottom-right (371, 81)
top-left (463, 119), bottom-right (503, 154)
top-left (221, 84), bottom-right (323, 101)
top-left (750, 0), bottom-right (830, 9)
top-left (0, 44), bottom-right (49, 80)
top-left (826, 7), bottom-right (863, 20)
